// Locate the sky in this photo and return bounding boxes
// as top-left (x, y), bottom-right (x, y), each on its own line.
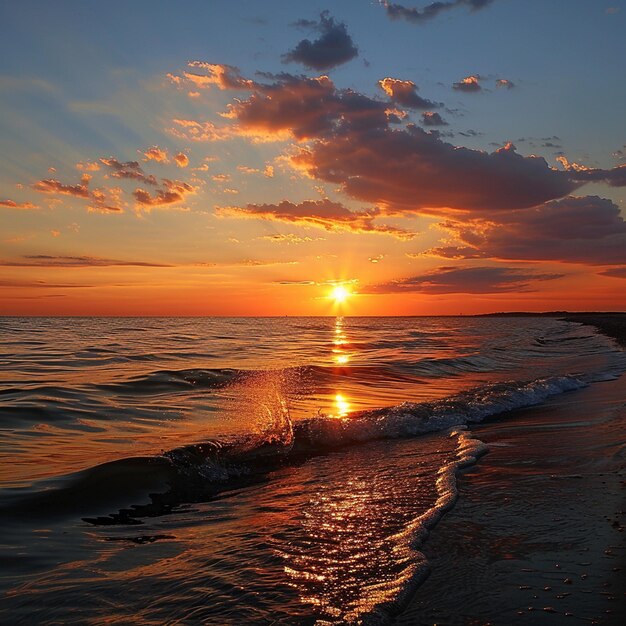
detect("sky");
top-left (1, 0), bottom-right (625, 316)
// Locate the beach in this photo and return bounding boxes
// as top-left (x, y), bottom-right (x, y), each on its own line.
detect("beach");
top-left (398, 317), bottom-right (626, 625)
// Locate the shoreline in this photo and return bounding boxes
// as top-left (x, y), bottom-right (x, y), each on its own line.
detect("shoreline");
top-left (561, 314), bottom-right (626, 347)
top-left (396, 320), bottom-right (626, 625)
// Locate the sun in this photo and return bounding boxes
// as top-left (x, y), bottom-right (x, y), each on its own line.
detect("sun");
top-left (330, 285), bottom-right (351, 304)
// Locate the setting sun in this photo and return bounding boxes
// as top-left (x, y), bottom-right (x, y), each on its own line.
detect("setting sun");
top-left (330, 286), bottom-right (351, 304)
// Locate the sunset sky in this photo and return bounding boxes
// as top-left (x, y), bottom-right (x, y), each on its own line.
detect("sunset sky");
top-left (1, 0), bottom-right (625, 315)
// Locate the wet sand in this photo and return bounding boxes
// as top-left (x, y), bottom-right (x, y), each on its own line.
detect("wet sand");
top-left (397, 322), bottom-right (626, 625)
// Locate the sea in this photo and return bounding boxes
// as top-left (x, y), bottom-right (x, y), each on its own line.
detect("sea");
top-left (1, 316), bottom-right (624, 624)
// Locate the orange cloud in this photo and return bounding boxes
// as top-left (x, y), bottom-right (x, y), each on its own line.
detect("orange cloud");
top-left (168, 118), bottom-right (232, 142)
top-left (216, 199), bottom-right (415, 239)
top-left (260, 233), bottom-right (323, 244)
top-left (174, 152), bottom-right (189, 168)
top-left (33, 174), bottom-right (91, 198)
top-left (378, 77), bottom-right (439, 109)
top-left (453, 75), bottom-right (482, 92)
top-left (133, 178), bottom-right (196, 208)
top-left (0, 199), bottom-right (39, 210)
top-left (75, 161), bottom-right (100, 172)
top-left (175, 62), bottom-right (257, 90)
top-left (88, 186), bottom-right (124, 213)
top-left (143, 146), bottom-right (169, 162)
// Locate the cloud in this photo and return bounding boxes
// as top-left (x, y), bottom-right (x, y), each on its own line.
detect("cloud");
top-left (175, 62), bottom-right (256, 90)
top-left (1, 199), bottom-right (39, 210)
top-left (384, 0), bottom-right (496, 24)
top-left (174, 152), bottom-right (189, 168)
top-left (222, 73), bottom-right (391, 141)
top-left (168, 118), bottom-right (232, 142)
top-left (88, 186), bottom-right (125, 213)
top-left (260, 233), bottom-right (324, 244)
top-left (199, 70), bottom-right (578, 213)
top-left (378, 77), bottom-right (440, 109)
top-left (557, 157), bottom-right (626, 188)
top-left (599, 267), bottom-right (626, 279)
top-left (0, 255), bottom-right (171, 267)
top-left (452, 74), bottom-right (482, 92)
top-left (133, 178), bottom-right (196, 207)
top-left (100, 157), bottom-right (158, 185)
top-left (0, 279), bottom-right (95, 288)
top-left (33, 171), bottom-right (125, 212)
top-left (496, 78), bottom-right (515, 89)
top-left (215, 199), bottom-right (415, 239)
top-left (426, 196), bottom-right (626, 265)
top-left (364, 265), bottom-right (562, 294)
top-left (168, 64), bottom-right (620, 225)
top-left (76, 161), bottom-right (100, 171)
top-left (421, 111), bottom-right (448, 126)
top-left (32, 174), bottom-right (92, 198)
top-left (282, 11), bottom-right (358, 70)
top-left (99, 157), bottom-right (142, 171)
top-left (237, 164), bottom-right (274, 177)
top-left (143, 146), bottom-right (169, 163)
top-left (274, 279), bottom-right (317, 285)
top-left (291, 135), bottom-right (578, 213)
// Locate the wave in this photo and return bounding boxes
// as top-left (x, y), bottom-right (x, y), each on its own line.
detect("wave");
top-left (0, 374), bottom-right (585, 524)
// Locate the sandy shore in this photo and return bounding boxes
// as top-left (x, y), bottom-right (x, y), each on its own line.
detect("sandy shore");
top-left (396, 323), bottom-right (626, 625)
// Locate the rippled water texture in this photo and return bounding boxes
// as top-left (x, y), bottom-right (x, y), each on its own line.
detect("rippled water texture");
top-left (0, 316), bottom-right (624, 624)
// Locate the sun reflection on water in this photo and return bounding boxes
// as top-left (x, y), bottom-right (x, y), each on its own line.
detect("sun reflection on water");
top-left (334, 393), bottom-right (351, 418)
top-left (331, 317), bottom-right (353, 417)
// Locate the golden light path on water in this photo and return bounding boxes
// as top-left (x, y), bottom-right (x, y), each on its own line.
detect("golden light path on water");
top-left (331, 316), bottom-right (352, 417)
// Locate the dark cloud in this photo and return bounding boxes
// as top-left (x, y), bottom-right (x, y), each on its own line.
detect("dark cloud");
top-left (133, 179), bottom-right (196, 207)
top-left (0, 255), bottom-right (171, 267)
top-left (364, 265), bottom-right (562, 294)
top-left (452, 75), bottom-right (482, 92)
top-left (225, 74), bottom-right (389, 141)
top-left (292, 18), bottom-right (320, 29)
top-left (0, 279), bottom-right (94, 288)
top-left (215, 199), bottom-right (415, 239)
top-left (100, 157), bottom-right (158, 185)
top-left (275, 280), bottom-right (317, 285)
top-left (291, 136), bottom-right (578, 213)
top-left (378, 77), bottom-right (441, 109)
top-left (559, 159), bottom-right (626, 188)
top-left (427, 196), bottom-right (626, 265)
top-left (0, 199), bottom-right (39, 209)
top-left (175, 65), bottom-right (619, 223)
top-left (33, 174), bottom-right (92, 198)
top-left (384, 0), bottom-right (495, 24)
top-left (32, 172), bottom-right (125, 212)
top-left (421, 111), bottom-right (448, 126)
top-left (99, 158), bottom-right (142, 171)
top-left (282, 11), bottom-right (358, 70)
top-left (599, 267), bottom-right (626, 279)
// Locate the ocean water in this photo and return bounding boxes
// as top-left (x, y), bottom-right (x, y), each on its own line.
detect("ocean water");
top-left (0, 316), bottom-right (624, 624)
